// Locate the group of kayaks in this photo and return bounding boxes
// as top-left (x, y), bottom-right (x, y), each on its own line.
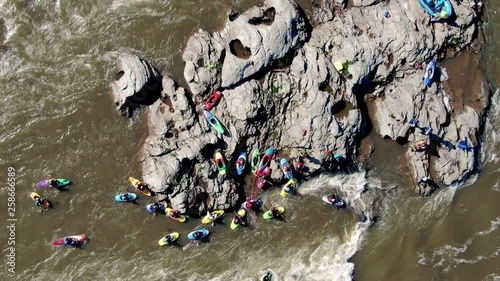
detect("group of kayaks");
top-left (30, 178), bottom-right (87, 247)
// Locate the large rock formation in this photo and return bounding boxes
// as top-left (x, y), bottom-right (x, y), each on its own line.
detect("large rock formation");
top-left (110, 0), bottom-right (488, 213)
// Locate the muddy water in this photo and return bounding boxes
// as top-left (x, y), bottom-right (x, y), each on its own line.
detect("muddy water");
top-left (0, 1), bottom-right (499, 281)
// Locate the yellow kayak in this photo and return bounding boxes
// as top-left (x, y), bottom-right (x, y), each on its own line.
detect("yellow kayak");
top-left (202, 210), bottom-right (225, 224)
top-left (29, 192), bottom-right (51, 209)
top-left (158, 232), bottom-right (180, 246)
top-left (128, 177), bottom-right (152, 196)
top-left (280, 178), bottom-right (298, 198)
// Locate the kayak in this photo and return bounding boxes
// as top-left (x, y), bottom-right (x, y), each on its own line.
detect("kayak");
top-left (158, 232), bottom-right (180, 246)
top-left (215, 152), bottom-right (227, 175)
top-left (165, 207), bottom-right (186, 222)
top-left (187, 228), bottom-right (210, 241)
top-left (114, 192), bottom-right (138, 202)
top-left (146, 201), bottom-right (167, 213)
top-left (37, 178), bottom-right (71, 189)
top-left (230, 209), bottom-right (247, 230)
top-left (128, 177), bottom-right (152, 197)
top-left (257, 146), bottom-right (275, 175)
top-left (257, 176), bottom-right (269, 190)
top-left (322, 195), bottom-right (346, 208)
top-left (202, 210), bottom-right (225, 224)
top-left (280, 158), bottom-right (293, 180)
top-left (424, 60), bottom-right (437, 87)
top-left (260, 271), bottom-right (274, 281)
top-left (29, 192), bottom-right (51, 209)
top-left (52, 234), bottom-right (87, 246)
top-left (205, 91), bottom-right (223, 110)
top-left (203, 110), bottom-right (225, 134)
top-left (418, 0), bottom-right (453, 19)
top-left (250, 148), bottom-right (260, 175)
top-left (263, 206), bottom-right (285, 219)
top-left (280, 178), bottom-right (298, 198)
top-left (236, 152), bottom-right (247, 176)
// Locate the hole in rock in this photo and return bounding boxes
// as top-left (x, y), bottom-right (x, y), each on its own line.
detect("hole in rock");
top-left (229, 39), bottom-right (252, 59)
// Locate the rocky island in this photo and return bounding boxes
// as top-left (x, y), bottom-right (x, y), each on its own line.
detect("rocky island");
top-left (110, 0), bottom-right (488, 217)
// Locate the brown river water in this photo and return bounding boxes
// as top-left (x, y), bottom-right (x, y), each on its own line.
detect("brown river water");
top-left (0, 1), bottom-right (498, 280)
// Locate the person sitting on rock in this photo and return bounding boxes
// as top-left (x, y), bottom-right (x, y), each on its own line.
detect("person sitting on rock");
top-left (322, 150), bottom-right (334, 170)
top-left (418, 175), bottom-right (431, 187)
top-left (421, 125), bottom-right (433, 136)
top-left (411, 140), bottom-right (428, 152)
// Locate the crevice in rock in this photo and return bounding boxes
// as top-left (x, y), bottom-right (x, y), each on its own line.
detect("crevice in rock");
top-left (248, 7), bottom-right (276, 26)
top-left (229, 39), bottom-right (252, 60)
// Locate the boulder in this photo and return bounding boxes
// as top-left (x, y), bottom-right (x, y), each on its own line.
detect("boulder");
top-left (110, 53), bottom-right (162, 117)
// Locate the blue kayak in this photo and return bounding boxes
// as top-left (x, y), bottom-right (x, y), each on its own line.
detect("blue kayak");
top-left (187, 228), bottom-right (210, 241)
top-left (424, 60), bottom-right (437, 87)
top-left (114, 193), bottom-right (138, 202)
top-left (280, 158), bottom-right (293, 180)
top-left (236, 152), bottom-right (247, 176)
top-left (146, 202), bottom-right (167, 213)
top-left (418, 0), bottom-right (453, 19)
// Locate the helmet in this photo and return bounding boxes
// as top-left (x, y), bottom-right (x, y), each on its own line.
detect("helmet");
top-left (334, 153), bottom-right (342, 160)
top-left (441, 11), bottom-right (449, 19)
top-left (285, 187), bottom-right (291, 193)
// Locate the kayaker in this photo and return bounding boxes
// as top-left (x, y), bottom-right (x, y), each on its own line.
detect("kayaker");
top-left (34, 196), bottom-right (43, 207)
top-left (165, 234), bottom-right (175, 244)
top-left (64, 237), bottom-right (78, 246)
top-left (270, 207), bottom-right (281, 218)
top-left (411, 140), bottom-right (428, 152)
top-left (193, 231), bottom-right (203, 240)
top-left (233, 215), bottom-right (242, 225)
top-left (170, 209), bottom-right (181, 218)
top-left (262, 272), bottom-right (272, 281)
top-left (49, 178), bottom-right (59, 187)
top-left (328, 195), bottom-right (337, 204)
top-left (137, 182), bottom-right (148, 192)
top-left (236, 158), bottom-right (245, 168)
top-left (121, 193), bottom-right (131, 201)
top-left (294, 156), bottom-right (305, 171)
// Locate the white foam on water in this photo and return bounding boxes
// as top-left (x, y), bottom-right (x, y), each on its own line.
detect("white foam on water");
top-left (418, 216), bottom-right (500, 273)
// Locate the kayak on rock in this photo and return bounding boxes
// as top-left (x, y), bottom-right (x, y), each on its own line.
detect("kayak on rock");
top-left (203, 110), bottom-right (225, 134)
top-left (424, 60), bottom-right (437, 87)
top-left (215, 152), bottom-right (227, 175)
top-left (280, 158), bottom-right (293, 180)
top-left (250, 148), bottom-right (261, 175)
top-left (205, 90), bottom-right (223, 110)
top-left (236, 152), bottom-right (247, 176)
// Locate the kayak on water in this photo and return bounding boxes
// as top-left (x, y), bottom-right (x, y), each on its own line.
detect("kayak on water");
top-left (230, 209), bottom-right (247, 230)
top-left (250, 148), bottom-right (260, 175)
top-left (165, 207), bottom-right (187, 222)
top-left (263, 206), bottom-right (285, 220)
top-left (128, 177), bottom-right (153, 197)
top-left (236, 152), bottom-right (247, 176)
top-left (158, 232), bottom-right (180, 246)
top-left (29, 192), bottom-right (51, 210)
top-left (260, 271), bottom-right (274, 281)
top-left (322, 195), bottom-right (346, 208)
top-left (215, 152), bottom-right (227, 176)
top-left (146, 201), bottom-right (167, 213)
top-left (280, 158), bottom-right (293, 180)
top-left (205, 91), bottom-right (223, 110)
top-left (202, 210), bottom-right (225, 224)
top-left (114, 192), bottom-right (138, 202)
top-left (280, 178), bottom-right (298, 198)
top-left (52, 234), bottom-right (87, 247)
top-left (242, 199), bottom-right (263, 213)
top-left (187, 228), bottom-right (210, 241)
top-left (37, 178), bottom-right (71, 189)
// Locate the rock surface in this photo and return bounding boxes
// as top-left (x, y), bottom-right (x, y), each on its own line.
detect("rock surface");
top-left (111, 0), bottom-right (488, 213)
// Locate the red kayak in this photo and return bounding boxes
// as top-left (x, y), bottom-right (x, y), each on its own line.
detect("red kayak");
top-left (205, 91), bottom-right (223, 110)
top-left (257, 177), bottom-right (267, 189)
top-left (52, 234), bottom-right (87, 246)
